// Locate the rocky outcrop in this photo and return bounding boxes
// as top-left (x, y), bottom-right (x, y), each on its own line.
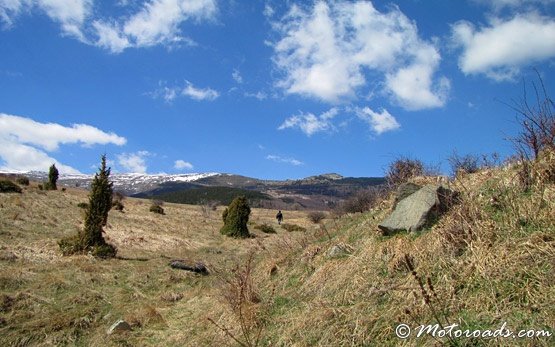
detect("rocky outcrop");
top-left (378, 184), bottom-right (456, 235)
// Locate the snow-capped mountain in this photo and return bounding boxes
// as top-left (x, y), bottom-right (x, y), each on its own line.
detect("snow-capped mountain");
top-left (1, 170), bottom-right (386, 210)
top-left (5, 171), bottom-right (219, 194)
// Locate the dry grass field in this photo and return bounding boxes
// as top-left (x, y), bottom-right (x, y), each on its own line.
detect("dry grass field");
top-left (1, 159), bottom-right (554, 346)
top-left (0, 183), bottom-right (317, 346)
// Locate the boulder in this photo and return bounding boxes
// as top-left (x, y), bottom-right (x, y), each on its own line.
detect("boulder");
top-left (107, 320), bottom-right (132, 335)
top-left (378, 184), bottom-right (456, 235)
top-left (392, 182), bottom-right (422, 209)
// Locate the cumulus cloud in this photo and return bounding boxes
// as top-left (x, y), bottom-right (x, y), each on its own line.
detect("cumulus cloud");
top-left (0, 113), bottom-right (126, 173)
top-left (266, 154), bottom-right (303, 166)
top-left (355, 107), bottom-right (400, 134)
top-left (0, 0), bottom-right (216, 52)
top-left (94, 0), bottom-right (215, 53)
top-left (0, 0), bottom-right (92, 38)
top-left (278, 108), bottom-right (338, 136)
top-left (452, 13), bottom-right (555, 81)
top-left (271, 1), bottom-right (449, 110)
top-left (174, 159), bottom-right (193, 170)
top-left (117, 150), bottom-right (150, 173)
top-left (38, 0), bottom-right (93, 39)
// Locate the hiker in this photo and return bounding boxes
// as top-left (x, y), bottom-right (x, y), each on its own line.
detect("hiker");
top-left (276, 210), bottom-right (283, 225)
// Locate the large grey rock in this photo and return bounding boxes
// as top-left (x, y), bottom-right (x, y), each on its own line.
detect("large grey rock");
top-left (378, 184), bottom-right (455, 235)
top-left (392, 182), bottom-right (422, 209)
top-left (107, 320), bottom-right (132, 335)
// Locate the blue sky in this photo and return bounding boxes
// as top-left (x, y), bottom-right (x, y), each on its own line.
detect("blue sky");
top-left (0, 0), bottom-right (554, 179)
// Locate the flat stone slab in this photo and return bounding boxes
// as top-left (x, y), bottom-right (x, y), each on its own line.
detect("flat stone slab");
top-left (379, 184), bottom-right (454, 235)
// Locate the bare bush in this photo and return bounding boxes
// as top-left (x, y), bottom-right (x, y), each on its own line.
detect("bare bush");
top-left (307, 211), bottom-right (326, 224)
top-left (334, 187), bottom-right (387, 215)
top-left (447, 151), bottom-right (480, 176)
top-left (508, 71), bottom-right (555, 160)
top-left (386, 157), bottom-right (424, 186)
top-left (200, 200), bottom-right (218, 218)
top-left (209, 252), bottom-right (264, 347)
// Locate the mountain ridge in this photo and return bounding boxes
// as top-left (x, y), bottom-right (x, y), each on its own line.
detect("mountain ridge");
top-left (0, 170), bottom-right (386, 210)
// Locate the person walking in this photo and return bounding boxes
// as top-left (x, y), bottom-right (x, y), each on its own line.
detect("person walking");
top-left (276, 210), bottom-right (283, 225)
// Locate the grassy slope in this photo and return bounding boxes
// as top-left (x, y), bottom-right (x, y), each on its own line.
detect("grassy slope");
top-left (255, 168), bottom-right (555, 346)
top-left (0, 184), bottom-right (313, 346)
top-left (1, 161), bottom-right (554, 346)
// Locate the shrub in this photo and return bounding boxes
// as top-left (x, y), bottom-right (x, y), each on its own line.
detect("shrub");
top-left (113, 200), bottom-right (124, 212)
top-left (334, 187), bottom-right (386, 215)
top-left (0, 180), bottom-right (22, 193)
top-left (149, 204), bottom-right (165, 214)
top-left (112, 192), bottom-right (125, 212)
top-left (307, 211), bottom-right (326, 224)
top-left (90, 243), bottom-right (117, 258)
top-left (386, 157), bottom-right (424, 186)
top-left (48, 164), bottom-right (59, 190)
top-left (38, 184), bottom-right (43, 190)
top-left (508, 71), bottom-right (555, 160)
top-left (220, 196), bottom-right (251, 238)
top-left (254, 223), bottom-right (276, 234)
top-left (58, 234), bottom-right (83, 256)
top-left (448, 151), bottom-right (480, 176)
top-left (16, 176), bottom-right (29, 186)
top-left (281, 223), bottom-right (306, 232)
top-left (77, 202), bottom-right (89, 209)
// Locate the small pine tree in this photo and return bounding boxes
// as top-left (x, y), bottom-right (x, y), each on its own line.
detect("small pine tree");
top-left (48, 164), bottom-right (59, 190)
top-left (59, 155), bottom-right (116, 258)
top-left (220, 196), bottom-right (251, 238)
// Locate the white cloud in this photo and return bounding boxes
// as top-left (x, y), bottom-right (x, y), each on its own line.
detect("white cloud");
top-left (93, 0), bottom-right (216, 52)
top-left (0, 113), bottom-right (127, 173)
top-left (0, 113), bottom-right (126, 151)
top-left (92, 20), bottom-right (130, 53)
top-left (37, 0), bottom-right (92, 39)
top-left (278, 107), bottom-right (338, 136)
top-left (271, 1), bottom-right (449, 110)
top-left (149, 80), bottom-right (219, 102)
top-left (263, 3), bottom-right (274, 18)
top-left (244, 91), bottom-right (267, 100)
top-left (266, 154), bottom-right (303, 166)
top-left (0, 0), bottom-right (30, 28)
top-left (0, 0), bottom-right (216, 52)
top-left (174, 159), bottom-right (193, 170)
top-left (232, 69), bottom-right (243, 84)
top-left (182, 81), bottom-right (219, 101)
top-left (356, 107), bottom-right (400, 134)
top-left (474, 0), bottom-right (555, 10)
top-left (0, 0), bottom-right (91, 38)
top-left (117, 151), bottom-right (149, 173)
top-left (452, 13), bottom-right (555, 81)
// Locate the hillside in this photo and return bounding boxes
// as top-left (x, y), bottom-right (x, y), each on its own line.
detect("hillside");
top-left (1, 160), bottom-right (554, 346)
